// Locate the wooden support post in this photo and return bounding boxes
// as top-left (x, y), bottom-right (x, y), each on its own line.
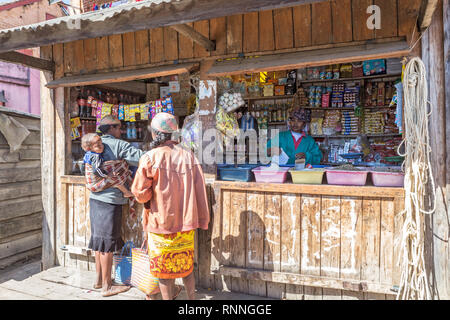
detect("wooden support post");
top-left (40, 47), bottom-right (55, 270)
top-left (170, 24), bottom-right (216, 52)
top-left (421, 0), bottom-right (449, 300)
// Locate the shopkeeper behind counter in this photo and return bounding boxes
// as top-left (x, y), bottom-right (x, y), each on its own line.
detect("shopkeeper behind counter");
top-left (267, 108), bottom-right (322, 166)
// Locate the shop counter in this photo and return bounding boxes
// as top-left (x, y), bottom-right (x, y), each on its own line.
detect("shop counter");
top-left (210, 180), bottom-right (405, 297)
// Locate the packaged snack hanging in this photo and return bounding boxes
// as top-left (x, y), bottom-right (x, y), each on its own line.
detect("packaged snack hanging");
top-left (124, 105), bottom-right (130, 121)
top-left (150, 101), bottom-right (156, 119)
top-left (129, 105), bottom-right (136, 122)
top-left (215, 105), bottom-right (240, 140)
top-left (165, 95), bottom-right (174, 114)
top-left (118, 104), bottom-right (124, 120)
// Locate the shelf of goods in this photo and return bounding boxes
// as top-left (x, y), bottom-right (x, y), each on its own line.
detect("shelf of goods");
top-left (297, 73), bottom-right (402, 84)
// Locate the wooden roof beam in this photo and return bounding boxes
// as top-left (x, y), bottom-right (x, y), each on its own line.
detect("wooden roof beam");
top-left (170, 24), bottom-right (216, 52)
top-left (207, 40), bottom-right (410, 77)
top-left (418, 0), bottom-right (440, 30)
top-left (0, 51), bottom-right (54, 72)
top-left (45, 63), bottom-right (198, 88)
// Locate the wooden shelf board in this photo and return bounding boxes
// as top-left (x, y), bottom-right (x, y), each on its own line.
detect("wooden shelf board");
top-left (244, 95), bottom-right (294, 100)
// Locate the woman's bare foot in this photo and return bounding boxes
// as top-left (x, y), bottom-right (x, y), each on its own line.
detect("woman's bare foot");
top-left (101, 285), bottom-right (131, 297)
top-left (145, 286), bottom-right (181, 300)
top-left (93, 283), bottom-right (102, 289)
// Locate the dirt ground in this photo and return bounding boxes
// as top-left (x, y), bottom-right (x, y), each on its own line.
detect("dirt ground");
top-left (0, 258), bottom-right (272, 300)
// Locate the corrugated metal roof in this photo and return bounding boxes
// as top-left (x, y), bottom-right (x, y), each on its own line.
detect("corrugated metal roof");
top-left (0, 0), bottom-right (322, 54)
top-left (0, 0), bottom-right (177, 34)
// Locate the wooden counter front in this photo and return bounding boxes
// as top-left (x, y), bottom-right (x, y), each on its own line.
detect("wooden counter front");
top-left (210, 180), bottom-right (405, 299)
top-left (59, 175), bottom-right (143, 270)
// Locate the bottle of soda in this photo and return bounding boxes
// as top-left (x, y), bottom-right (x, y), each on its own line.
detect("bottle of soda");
top-left (126, 122), bottom-right (131, 139)
top-left (131, 123), bottom-right (137, 139)
top-left (77, 89), bottom-right (86, 118)
top-left (86, 89), bottom-right (92, 118)
top-left (137, 124), bottom-right (142, 140)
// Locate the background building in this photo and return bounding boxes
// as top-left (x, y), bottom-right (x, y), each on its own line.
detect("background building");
top-left (0, 0), bottom-right (70, 115)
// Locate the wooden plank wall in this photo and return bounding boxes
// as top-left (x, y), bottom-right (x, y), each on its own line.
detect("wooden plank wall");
top-left (0, 110), bottom-right (42, 269)
top-left (53, 1), bottom-right (422, 78)
top-left (421, 0), bottom-right (449, 300)
top-left (60, 182), bottom-right (144, 270)
top-left (211, 187), bottom-right (405, 300)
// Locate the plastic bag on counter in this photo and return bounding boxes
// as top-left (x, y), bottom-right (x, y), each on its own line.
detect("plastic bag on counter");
top-left (216, 106), bottom-right (240, 138)
top-left (180, 112), bottom-right (202, 152)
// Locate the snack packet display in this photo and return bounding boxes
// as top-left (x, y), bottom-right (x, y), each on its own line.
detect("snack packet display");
top-left (118, 104), bottom-right (124, 120)
top-left (215, 106), bottom-right (240, 140)
top-left (150, 101), bottom-right (156, 119)
top-left (165, 95), bottom-right (174, 114)
top-left (124, 105), bottom-right (130, 121)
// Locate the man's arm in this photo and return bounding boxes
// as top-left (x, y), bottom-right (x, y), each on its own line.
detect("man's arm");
top-left (117, 140), bottom-right (144, 167)
top-left (131, 155), bottom-right (153, 204)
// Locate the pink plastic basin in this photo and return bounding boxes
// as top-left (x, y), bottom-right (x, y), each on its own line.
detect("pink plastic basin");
top-left (325, 169), bottom-right (368, 186)
top-left (252, 166), bottom-right (290, 183)
top-left (371, 171), bottom-right (404, 187)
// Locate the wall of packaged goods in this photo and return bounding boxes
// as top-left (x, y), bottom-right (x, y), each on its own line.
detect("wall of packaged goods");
top-left (216, 58), bottom-right (404, 166)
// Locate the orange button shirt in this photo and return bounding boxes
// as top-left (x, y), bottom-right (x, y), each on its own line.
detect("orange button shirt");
top-left (131, 141), bottom-right (210, 234)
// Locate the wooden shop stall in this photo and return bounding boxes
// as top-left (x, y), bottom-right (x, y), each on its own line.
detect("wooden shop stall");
top-left (0, 0), bottom-right (448, 300)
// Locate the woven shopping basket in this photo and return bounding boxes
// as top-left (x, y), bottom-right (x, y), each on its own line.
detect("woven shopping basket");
top-left (113, 241), bottom-right (134, 285)
top-left (131, 240), bottom-right (160, 295)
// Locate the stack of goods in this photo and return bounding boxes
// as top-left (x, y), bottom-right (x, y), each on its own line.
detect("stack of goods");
top-left (363, 111), bottom-right (384, 134)
top-left (364, 82), bottom-right (377, 107)
top-left (295, 87), bottom-right (309, 107)
top-left (364, 81), bottom-right (396, 108)
top-left (332, 64), bottom-right (341, 79)
top-left (322, 110), bottom-right (341, 135)
top-left (340, 111), bottom-right (360, 135)
top-left (339, 64), bottom-right (353, 78)
top-left (366, 137), bottom-right (402, 163)
top-left (383, 109), bottom-right (398, 134)
top-left (352, 62), bottom-right (364, 78)
top-left (376, 82), bottom-right (385, 106)
top-left (363, 59), bottom-right (386, 76)
top-left (331, 83), bottom-right (345, 108)
top-left (321, 86), bottom-right (332, 108)
top-left (343, 86), bottom-right (360, 108)
top-left (384, 82), bottom-right (395, 105)
top-left (307, 67), bottom-right (320, 80)
top-left (310, 110), bottom-right (325, 135)
top-left (308, 86), bottom-right (323, 108)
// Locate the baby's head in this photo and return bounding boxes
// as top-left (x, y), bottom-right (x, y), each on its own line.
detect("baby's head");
top-left (81, 133), bottom-right (104, 154)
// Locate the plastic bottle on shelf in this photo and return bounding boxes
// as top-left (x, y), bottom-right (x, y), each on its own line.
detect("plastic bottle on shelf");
top-left (137, 124), bottom-right (142, 140)
top-left (77, 89), bottom-right (85, 118)
top-left (85, 89), bottom-right (92, 117)
top-left (131, 123), bottom-right (137, 139)
top-left (126, 122), bottom-right (131, 140)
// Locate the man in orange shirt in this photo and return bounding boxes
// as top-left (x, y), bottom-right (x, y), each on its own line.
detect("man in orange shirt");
top-left (131, 112), bottom-right (210, 300)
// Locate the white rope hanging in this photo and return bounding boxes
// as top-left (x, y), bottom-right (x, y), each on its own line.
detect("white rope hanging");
top-left (396, 57), bottom-right (436, 300)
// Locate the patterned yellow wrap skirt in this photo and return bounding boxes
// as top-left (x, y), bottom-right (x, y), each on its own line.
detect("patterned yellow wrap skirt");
top-left (147, 230), bottom-right (195, 279)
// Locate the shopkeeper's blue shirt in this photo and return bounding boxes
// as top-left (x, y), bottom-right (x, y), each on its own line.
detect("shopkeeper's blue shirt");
top-left (89, 134), bottom-right (143, 205)
top-left (267, 130), bottom-right (322, 165)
